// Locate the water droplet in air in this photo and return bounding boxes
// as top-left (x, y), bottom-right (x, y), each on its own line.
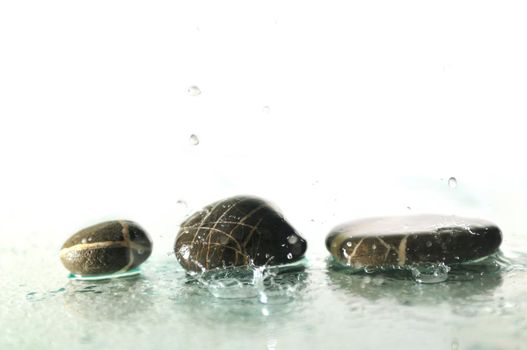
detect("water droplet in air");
top-left (190, 134), bottom-right (199, 145)
top-left (81, 238), bottom-right (87, 244)
top-left (176, 199), bottom-right (188, 210)
top-left (287, 235), bottom-right (298, 245)
top-left (188, 86), bottom-right (201, 96)
top-left (372, 244), bottom-right (377, 250)
top-left (138, 249), bottom-right (144, 255)
top-left (346, 241), bottom-right (352, 247)
top-left (262, 106), bottom-right (270, 113)
top-left (448, 177), bottom-right (457, 189)
top-left (425, 241), bottom-right (432, 248)
top-left (286, 253), bottom-right (293, 260)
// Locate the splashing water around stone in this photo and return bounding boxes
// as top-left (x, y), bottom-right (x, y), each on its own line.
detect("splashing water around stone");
top-left (188, 258), bottom-right (308, 303)
top-left (410, 263), bottom-right (451, 284)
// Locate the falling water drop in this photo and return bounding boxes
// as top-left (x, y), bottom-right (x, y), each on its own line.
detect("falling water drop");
top-left (188, 86), bottom-right (201, 96)
top-left (286, 253), bottom-right (293, 260)
top-left (176, 199), bottom-right (188, 210)
top-left (190, 134), bottom-right (200, 145)
top-left (448, 177), bottom-right (458, 189)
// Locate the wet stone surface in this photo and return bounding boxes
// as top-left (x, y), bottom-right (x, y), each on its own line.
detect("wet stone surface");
top-left (175, 196), bottom-right (307, 272)
top-left (326, 215), bottom-right (502, 268)
top-left (60, 221), bottom-right (153, 276)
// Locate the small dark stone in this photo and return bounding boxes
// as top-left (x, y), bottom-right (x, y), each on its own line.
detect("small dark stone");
top-left (60, 220), bottom-right (153, 276)
top-left (326, 215), bottom-right (502, 268)
top-left (174, 196), bottom-right (307, 272)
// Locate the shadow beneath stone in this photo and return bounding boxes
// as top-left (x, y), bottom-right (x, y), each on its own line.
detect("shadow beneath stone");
top-left (327, 253), bottom-right (504, 306)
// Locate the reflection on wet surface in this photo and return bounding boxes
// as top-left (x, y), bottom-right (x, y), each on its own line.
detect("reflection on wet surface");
top-left (2, 235), bottom-right (527, 349)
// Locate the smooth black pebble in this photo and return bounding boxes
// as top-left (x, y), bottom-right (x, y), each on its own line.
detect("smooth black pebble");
top-left (60, 220), bottom-right (153, 276)
top-left (174, 196), bottom-right (307, 272)
top-left (326, 215), bottom-right (502, 268)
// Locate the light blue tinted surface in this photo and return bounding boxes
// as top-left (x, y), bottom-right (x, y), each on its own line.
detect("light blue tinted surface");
top-left (1, 229), bottom-right (526, 350)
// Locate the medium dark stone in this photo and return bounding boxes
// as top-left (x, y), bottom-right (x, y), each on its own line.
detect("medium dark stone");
top-left (326, 215), bottom-right (502, 268)
top-left (60, 220), bottom-right (153, 276)
top-left (174, 196), bottom-right (307, 272)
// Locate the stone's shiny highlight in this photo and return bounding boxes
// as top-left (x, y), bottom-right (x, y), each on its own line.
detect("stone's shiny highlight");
top-left (326, 215), bottom-right (502, 268)
top-left (60, 220), bottom-right (153, 276)
top-left (174, 196), bottom-right (307, 272)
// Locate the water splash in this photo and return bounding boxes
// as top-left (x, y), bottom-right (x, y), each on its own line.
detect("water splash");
top-left (328, 252), bottom-right (515, 284)
top-left (410, 263), bottom-right (451, 284)
top-left (187, 259), bottom-right (308, 304)
top-left (448, 177), bottom-right (458, 189)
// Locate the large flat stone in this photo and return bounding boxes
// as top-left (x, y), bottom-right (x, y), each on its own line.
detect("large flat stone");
top-left (326, 215), bottom-right (502, 268)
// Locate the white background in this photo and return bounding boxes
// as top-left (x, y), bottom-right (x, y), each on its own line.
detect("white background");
top-left (1, 1), bottom-right (526, 251)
